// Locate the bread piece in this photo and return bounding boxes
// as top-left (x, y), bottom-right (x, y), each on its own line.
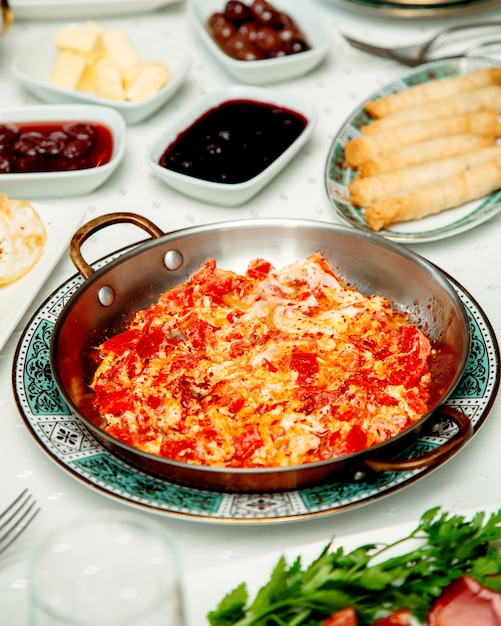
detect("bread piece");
top-left (357, 134), bottom-right (496, 178)
top-left (365, 67), bottom-right (501, 119)
top-left (361, 86), bottom-right (501, 135)
top-left (345, 111), bottom-right (501, 168)
top-left (364, 153), bottom-right (501, 231)
top-left (0, 194), bottom-right (47, 286)
top-left (349, 145), bottom-right (501, 206)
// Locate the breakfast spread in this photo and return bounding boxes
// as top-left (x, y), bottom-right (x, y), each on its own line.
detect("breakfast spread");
top-left (50, 21), bottom-right (171, 101)
top-left (0, 194), bottom-right (46, 286)
top-left (91, 252), bottom-right (433, 469)
top-left (0, 121), bottom-right (113, 173)
top-left (207, 0), bottom-right (311, 61)
top-left (345, 67), bottom-right (501, 231)
top-left (158, 98), bottom-right (307, 183)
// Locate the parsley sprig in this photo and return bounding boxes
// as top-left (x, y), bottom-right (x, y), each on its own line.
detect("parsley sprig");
top-left (208, 507), bottom-right (501, 626)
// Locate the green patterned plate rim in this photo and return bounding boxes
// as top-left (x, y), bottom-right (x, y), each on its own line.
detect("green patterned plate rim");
top-left (325, 57), bottom-right (501, 244)
top-left (12, 254), bottom-right (500, 524)
top-left (324, 0), bottom-right (501, 18)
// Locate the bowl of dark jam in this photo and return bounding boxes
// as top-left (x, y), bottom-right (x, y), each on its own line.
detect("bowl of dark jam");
top-left (0, 104), bottom-right (125, 198)
top-left (188, 0), bottom-right (330, 85)
top-left (147, 85), bottom-right (317, 206)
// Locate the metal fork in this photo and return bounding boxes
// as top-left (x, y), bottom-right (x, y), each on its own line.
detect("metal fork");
top-left (0, 489), bottom-right (40, 556)
top-left (341, 21), bottom-right (501, 67)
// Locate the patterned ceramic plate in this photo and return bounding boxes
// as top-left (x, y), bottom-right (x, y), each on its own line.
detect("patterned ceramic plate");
top-left (12, 254), bottom-right (499, 524)
top-left (324, 0), bottom-right (501, 18)
top-left (325, 58), bottom-right (501, 244)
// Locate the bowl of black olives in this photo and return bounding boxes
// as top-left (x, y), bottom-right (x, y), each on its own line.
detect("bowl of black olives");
top-left (188, 0), bottom-right (331, 84)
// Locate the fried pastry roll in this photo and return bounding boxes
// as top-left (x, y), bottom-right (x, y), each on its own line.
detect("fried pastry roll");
top-left (364, 153), bottom-right (501, 231)
top-left (365, 67), bottom-right (501, 119)
top-left (349, 145), bottom-right (501, 206)
top-left (361, 86), bottom-right (501, 135)
top-left (344, 111), bottom-right (501, 168)
top-left (357, 134), bottom-right (496, 178)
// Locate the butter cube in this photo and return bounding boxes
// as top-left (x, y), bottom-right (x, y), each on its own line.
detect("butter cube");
top-left (53, 24), bottom-right (101, 55)
top-left (102, 30), bottom-right (141, 77)
top-left (94, 58), bottom-right (125, 100)
top-left (125, 61), bottom-right (170, 101)
top-left (50, 51), bottom-right (87, 90)
top-left (77, 63), bottom-right (97, 93)
top-left (83, 21), bottom-right (106, 38)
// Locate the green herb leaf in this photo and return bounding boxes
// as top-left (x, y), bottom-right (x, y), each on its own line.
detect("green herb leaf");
top-left (207, 508), bottom-right (501, 626)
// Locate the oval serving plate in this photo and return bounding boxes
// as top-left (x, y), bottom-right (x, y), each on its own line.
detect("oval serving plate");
top-left (325, 57), bottom-right (501, 244)
top-left (12, 248), bottom-right (499, 524)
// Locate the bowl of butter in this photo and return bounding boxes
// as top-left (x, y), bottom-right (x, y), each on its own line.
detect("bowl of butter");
top-left (11, 21), bottom-right (192, 125)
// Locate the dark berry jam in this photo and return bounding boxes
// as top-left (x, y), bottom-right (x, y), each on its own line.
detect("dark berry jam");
top-left (0, 121), bottom-right (113, 174)
top-left (208, 0), bottom-right (311, 61)
top-left (158, 99), bottom-right (307, 184)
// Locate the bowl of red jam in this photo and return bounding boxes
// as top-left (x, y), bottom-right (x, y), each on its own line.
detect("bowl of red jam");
top-left (147, 85), bottom-right (317, 206)
top-left (0, 104), bottom-right (125, 198)
top-left (188, 0), bottom-right (330, 85)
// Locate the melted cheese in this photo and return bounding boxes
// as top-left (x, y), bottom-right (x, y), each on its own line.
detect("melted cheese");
top-left (91, 252), bottom-right (433, 469)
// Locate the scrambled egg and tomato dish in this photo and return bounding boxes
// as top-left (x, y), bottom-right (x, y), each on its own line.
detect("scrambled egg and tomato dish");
top-left (91, 252), bottom-right (432, 468)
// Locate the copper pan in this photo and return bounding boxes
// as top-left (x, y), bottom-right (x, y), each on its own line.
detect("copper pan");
top-left (50, 213), bottom-right (472, 492)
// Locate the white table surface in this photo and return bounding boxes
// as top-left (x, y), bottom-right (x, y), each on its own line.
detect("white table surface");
top-left (1, 1), bottom-right (501, 624)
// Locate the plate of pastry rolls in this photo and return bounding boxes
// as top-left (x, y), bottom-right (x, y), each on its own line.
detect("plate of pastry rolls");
top-left (325, 57), bottom-right (501, 243)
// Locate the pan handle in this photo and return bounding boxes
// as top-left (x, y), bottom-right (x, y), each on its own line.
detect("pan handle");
top-left (355, 406), bottom-right (473, 477)
top-left (70, 212), bottom-right (165, 280)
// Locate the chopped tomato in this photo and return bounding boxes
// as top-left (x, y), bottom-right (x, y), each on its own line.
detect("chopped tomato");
top-left (290, 350), bottom-right (318, 385)
top-left (101, 328), bottom-right (140, 355)
top-left (346, 424), bottom-right (368, 453)
top-left (233, 424), bottom-right (263, 462)
top-left (246, 259), bottom-right (273, 279)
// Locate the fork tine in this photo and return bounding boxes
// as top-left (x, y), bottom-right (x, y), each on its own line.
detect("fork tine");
top-left (341, 33), bottom-right (396, 61)
top-left (0, 489), bottom-right (41, 556)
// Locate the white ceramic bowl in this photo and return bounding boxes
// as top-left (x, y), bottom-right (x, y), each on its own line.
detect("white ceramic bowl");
top-left (0, 104), bottom-right (126, 198)
top-left (11, 28), bottom-right (192, 125)
top-left (147, 84), bottom-right (317, 206)
top-left (187, 0), bottom-right (330, 85)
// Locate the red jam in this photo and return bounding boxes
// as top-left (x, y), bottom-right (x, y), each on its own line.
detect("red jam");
top-left (0, 121), bottom-right (114, 174)
top-left (158, 99), bottom-right (307, 184)
top-left (208, 0), bottom-right (311, 61)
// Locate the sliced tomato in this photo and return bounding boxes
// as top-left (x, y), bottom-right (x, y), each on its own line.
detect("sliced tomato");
top-left (321, 607), bottom-right (357, 626)
top-left (372, 609), bottom-right (412, 625)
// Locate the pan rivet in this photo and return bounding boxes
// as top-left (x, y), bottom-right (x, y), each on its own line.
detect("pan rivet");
top-left (164, 249), bottom-right (183, 271)
top-left (98, 285), bottom-right (115, 307)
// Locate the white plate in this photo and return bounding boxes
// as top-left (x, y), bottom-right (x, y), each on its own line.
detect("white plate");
top-left (0, 104), bottom-right (126, 198)
top-left (184, 503), bottom-right (501, 625)
top-left (0, 202), bottom-right (85, 353)
top-left (10, 0), bottom-right (183, 20)
top-left (187, 0), bottom-right (330, 85)
top-left (148, 84), bottom-right (317, 206)
top-left (11, 29), bottom-right (192, 125)
top-left (325, 57), bottom-right (501, 244)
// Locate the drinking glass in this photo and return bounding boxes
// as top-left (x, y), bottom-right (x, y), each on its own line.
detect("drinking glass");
top-left (29, 509), bottom-right (185, 626)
